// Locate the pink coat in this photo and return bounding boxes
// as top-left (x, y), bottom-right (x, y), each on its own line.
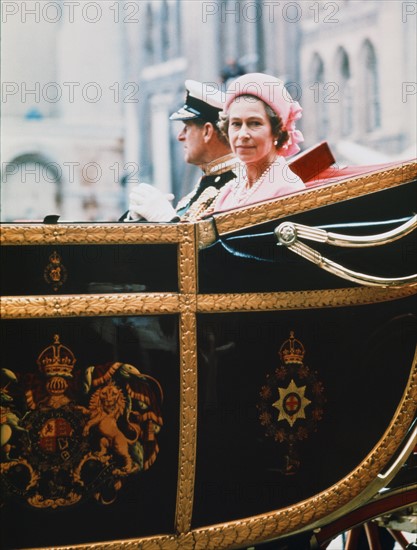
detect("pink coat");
top-left (213, 157), bottom-right (305, 212)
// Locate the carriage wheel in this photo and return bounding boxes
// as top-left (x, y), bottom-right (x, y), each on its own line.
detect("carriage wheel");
top-left (326, 524), bottom-right (413, 550)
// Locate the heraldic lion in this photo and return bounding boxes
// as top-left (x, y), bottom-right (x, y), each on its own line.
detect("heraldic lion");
top-left (83, 382), bottom-right (140, 473)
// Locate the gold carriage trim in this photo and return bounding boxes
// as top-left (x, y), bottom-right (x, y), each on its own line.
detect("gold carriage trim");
top-left (0, 222), bottom-right (182, 246)
top-left (176, 311), bottom-right (198, 534)
top-left (0, 293), bottom-right (181, 319)
top-left (196, 286), bottom-right (417, 313)
top-left (209, 160), bottom-right (417, 238)
top-left (2, 287), bottom-right (416, 319)
top-left (178, 224), bottom-right (198, 295)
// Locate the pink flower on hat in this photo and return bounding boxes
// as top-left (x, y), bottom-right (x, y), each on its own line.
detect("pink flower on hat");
top-left (279, 100), bottom-right (303, 157)
top-left (224, 72), bottom-right (304, 157)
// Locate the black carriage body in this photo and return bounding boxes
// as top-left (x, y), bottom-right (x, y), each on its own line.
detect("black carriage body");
top-left (1, 161), bottom-right (416, 550)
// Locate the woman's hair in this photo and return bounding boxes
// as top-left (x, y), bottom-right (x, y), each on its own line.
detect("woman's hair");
top-left (218, 95), bottom-right (289, 150)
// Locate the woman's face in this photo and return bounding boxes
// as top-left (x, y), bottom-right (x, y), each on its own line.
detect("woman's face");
top-left (228, 97), bottom-right (276, 171)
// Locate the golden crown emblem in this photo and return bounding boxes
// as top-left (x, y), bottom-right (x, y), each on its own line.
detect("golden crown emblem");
top-left (36, 334), bottom-right (76, 378)
top-left (279, 331), bottom-right (305, 364)
top-left (49, 251), bottom-right (61, 265)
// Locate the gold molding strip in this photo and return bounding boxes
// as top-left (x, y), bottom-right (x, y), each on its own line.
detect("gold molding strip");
top-left (210, 161), bottom-right (417, 236)
top-left (197, 286), bottom-right (417, 313)
top-left (0, 293), bottom-right (180, 319)
top-left (175, 311), bottom-right (198, 535)
top-left (2, 287), bottom-right (415, 319)
top-left (45, 534), bottom-right (187, 550)
top-left (175, 223), bottom-right (198, 533)
top-left (0, 223), bottom-right (182, 246)
top-left (178, 225), bottom-right (198, 295)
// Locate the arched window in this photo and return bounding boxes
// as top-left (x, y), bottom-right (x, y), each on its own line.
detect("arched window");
top-left (361, 40), bottom-right (380, 132)
top-left (1, 154), bottom-right (62, 221)
top-left (224, 0), bottom-right (239, 61)
top-left (161, 0), bottom-right (170, 62)
top-left (335, 47), bottom-right (353, 137)
top-left (173, 0), bottom-right (182, 57)
top-left (144, 3), bottom-right (154, 64)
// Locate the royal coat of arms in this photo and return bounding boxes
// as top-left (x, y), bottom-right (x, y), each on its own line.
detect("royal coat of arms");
top-left (0, 334), bottom-right (163, 508)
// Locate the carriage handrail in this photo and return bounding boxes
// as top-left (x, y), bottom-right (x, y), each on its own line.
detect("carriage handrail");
top-left (276, 214), bottom-right (417, 248)
top-left (275, 217), bottom-right (417, 288)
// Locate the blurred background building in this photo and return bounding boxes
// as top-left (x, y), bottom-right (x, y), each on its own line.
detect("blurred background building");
top-left (1, 0), bottom-right (416, 221)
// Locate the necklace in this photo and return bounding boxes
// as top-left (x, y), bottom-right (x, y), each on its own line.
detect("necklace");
top-left (233, 161), bottom-right (274, 205)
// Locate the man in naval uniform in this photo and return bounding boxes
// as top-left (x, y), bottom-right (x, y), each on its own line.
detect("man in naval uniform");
top-left (123, 80), bottom-right (237, 222)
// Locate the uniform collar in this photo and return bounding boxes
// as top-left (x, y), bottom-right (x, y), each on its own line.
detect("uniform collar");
top-left (202, 153), bottom-right (238, 176)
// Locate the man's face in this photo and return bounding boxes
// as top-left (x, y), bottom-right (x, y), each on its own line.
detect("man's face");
top-left (177, 120), bottom-right (207, 165)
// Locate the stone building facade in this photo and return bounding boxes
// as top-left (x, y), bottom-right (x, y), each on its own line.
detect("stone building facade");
top-left (299, 0), bottom-right (417, 161)
top-left (1, 0), bottom-right (415, 221)
top-left (1, 1), bottom-right (134, 221)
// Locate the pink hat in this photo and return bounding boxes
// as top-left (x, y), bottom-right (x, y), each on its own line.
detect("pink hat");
top-left (224, 73), bottom-right (304, 157)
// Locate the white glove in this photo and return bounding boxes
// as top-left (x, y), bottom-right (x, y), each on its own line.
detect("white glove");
top-left (127, 183), bottom-right (176, 222)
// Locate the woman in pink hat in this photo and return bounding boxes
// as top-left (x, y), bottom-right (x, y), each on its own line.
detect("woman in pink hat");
top-left (212, 73), bottom-right (305, 212)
